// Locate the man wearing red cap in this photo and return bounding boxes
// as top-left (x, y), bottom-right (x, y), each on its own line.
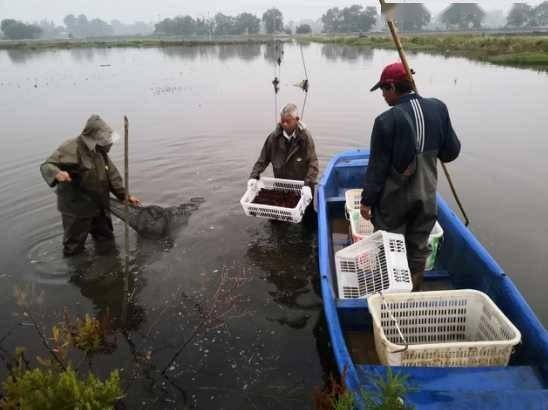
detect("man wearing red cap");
top-left (360, 62), bottom-right (461, 290)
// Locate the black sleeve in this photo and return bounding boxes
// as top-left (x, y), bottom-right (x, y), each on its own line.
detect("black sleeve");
top-left (438, 102), bottom-right (461, 163)
top-left (361, 116), bottom-right (392, 207)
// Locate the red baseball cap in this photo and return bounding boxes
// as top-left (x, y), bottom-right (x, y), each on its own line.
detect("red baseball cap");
top-left (370, 62), bottom-right (409, 92)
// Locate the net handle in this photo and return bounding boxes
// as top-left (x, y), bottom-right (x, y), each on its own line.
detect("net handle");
top-left (379, 292), bottom-right (409, 354)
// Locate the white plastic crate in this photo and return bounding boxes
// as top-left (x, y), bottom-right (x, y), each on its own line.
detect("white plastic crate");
top-left (335, 230), bottom-right (412, 299)
top-left (240, 177), bottom-right (312, 223)
top-left (368, 290), bottom-right (521, 367)
top-left (348, 209), bottom-right (374, 243)
top-left (344, 189), bottom-right (374, 242)
top-left (345, 189), bottom-right (363, 213)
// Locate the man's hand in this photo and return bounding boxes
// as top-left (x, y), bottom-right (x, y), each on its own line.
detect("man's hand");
top-left (128, 195), bottom-right (142, 207)
top-left (247, 179), bottom-right (259, 190)
top-left (360, 204), bottom-right (372, 221)
top-left (301, 186), bottom-right (313, 202)
top-left (55, 171), bottom-right (72, 183)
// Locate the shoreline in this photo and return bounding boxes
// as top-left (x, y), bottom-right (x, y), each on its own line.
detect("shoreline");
top-left (1, 33), bottom-right (547, 70)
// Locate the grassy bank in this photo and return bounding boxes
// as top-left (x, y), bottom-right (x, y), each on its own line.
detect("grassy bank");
top-left (0, 35), bottom-right (289, 50)
top-left (307, 33), bottom-right (548, 69)
top-left (2, 33), bottom-right (547, 70)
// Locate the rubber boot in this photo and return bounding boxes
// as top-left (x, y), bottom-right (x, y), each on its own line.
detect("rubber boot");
top-left (411, 271), bottom-right (424, 292)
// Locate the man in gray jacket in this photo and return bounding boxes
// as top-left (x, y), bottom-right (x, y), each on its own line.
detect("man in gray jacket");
top-left (361, 62), bottom-right (461, 290)
top-left (248, 103), bottom-right (319, 205)
top-left (41, 115), bottom-right (141, 256)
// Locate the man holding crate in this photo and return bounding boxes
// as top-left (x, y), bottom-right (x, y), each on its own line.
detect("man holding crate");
top-left (248, 103), bottom-right (319, 221)
top-left (360, 63), bottom-right (461, 290)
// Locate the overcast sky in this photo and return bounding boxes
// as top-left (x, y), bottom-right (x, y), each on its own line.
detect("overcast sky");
top-left (0, 1), bottom-right (533, 25)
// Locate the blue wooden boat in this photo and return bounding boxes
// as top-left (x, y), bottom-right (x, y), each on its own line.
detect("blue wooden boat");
top-left (317, 149), bottom-right (548, 409)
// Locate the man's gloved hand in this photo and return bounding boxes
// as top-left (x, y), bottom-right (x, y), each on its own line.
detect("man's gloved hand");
top-left (247, 179), bottom-right (259, 190)
top-left (301, 186), bottom-right (313, 202)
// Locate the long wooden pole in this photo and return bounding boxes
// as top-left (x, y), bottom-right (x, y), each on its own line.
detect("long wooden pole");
top-left (378, 0), bottom-right (470, 226)
top-left (122, 116), bottom-right (129, 328)
top-left (124, 116), bottom-right (130, 269)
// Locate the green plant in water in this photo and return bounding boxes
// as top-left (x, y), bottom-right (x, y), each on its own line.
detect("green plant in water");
top-left (331, 390), bottom-right (356, 410)
top-left (1, 355), bottom-right (124, 410)
top-left (71, 314), bottom-right (105, 355)
top-left (361, 368), bottom-right (415, 410)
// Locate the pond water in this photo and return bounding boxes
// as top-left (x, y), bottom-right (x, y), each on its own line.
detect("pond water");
top-left (0, 42), bottom-right (547, 408)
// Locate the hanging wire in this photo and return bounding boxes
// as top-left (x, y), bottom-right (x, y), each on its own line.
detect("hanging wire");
top-left (299, 43), bottom-right (310, 119)
top-left (272, 40), bottom-right (283, 124)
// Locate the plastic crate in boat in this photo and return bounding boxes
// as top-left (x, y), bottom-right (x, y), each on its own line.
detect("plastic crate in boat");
top-left (335, 230), bottom-right (412, 299)
top-left (368, 290), bottom-right (521, 367)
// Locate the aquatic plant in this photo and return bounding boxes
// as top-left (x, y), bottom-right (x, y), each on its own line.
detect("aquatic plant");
top-left (313, 367), bottom-right (416, 410)
top-left (361, 368), bottom-right (415, 410)
top-left (1, 360), bottom-right (123, 410)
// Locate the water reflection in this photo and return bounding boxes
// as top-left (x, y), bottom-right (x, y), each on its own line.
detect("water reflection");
top-left (159, 44), bottom-right (261, 61)
top-left (246, 223), bottom-right (320, 329)
top-left (70, 262), bottom-right (146, 332)
top-left (69, 47), bottom-right (107, 62)
top-left (160, 45), bottom-right (212, 60)
top-left (321, 44), bottom-right (373, 61)
top-left (264, 41), bottom-right (285, 65)
top-left (218, 44), bottom-right (261, 61)
top-left (5, 49), bottom-right (54, 64)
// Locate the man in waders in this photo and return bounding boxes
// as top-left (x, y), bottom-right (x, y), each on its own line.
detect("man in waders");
top-left (248, 103), bottom-right (319, 222)
top-left (360, 62), bottom-right (461, 290)
top-left (40, 115), bottom-right (141, 257)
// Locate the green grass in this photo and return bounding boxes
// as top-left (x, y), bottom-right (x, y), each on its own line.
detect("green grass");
top-left (306, 33), bottom-right (548, 70)
top-left (2, 33), bottom-right (547, 70)
top-left (0, 35), bottom-right (287, 50)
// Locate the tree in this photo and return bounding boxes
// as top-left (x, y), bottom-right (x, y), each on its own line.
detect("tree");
top-left (506, 3), bottom-right (533, 27)
top-left (321, 5), bottom-right (377, 33)
top-left (63, 14), bottom-right (113, 37)
top-left (235, 12), bottom-right (261, 34)
top-left (262, 8), bottom-right (283, 33)
top-left (296, 24), bottom-right (312, 34)
top-left (37, 19), bottom-right (65, 39)
top-left (214, 13), bottom-right (237, 35)
top-left (1, 19), bottom-right (42, 39)
top-left (393, 3), bottom-right (431, 31)
top-left (439, 3), bottom-right (485, 30)
top-left (155, 16), bottom-right (197, 35)
top-left (531, 1), bottom-right (548, 26)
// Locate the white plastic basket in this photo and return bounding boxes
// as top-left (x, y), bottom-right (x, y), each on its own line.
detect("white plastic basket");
top-left (345, 189), bottom-right (363, 213)
top-left (348, 209), bottom-right (375, 243)
top-left (335, 231), bottom-right (412, 299)
top-left (240, 177), bottom-right (312, 223)
top-left (368, 290), bottom-right (521, 367)
top-left (345, 189), bottom-right (374, 242)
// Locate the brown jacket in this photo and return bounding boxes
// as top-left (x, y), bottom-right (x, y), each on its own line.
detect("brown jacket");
top-left (40, 136), bottom-right (125, 217)
top-left (250, 124), bottom-right (319, 186)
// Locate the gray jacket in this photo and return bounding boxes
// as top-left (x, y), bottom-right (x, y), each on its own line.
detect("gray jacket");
top-left (250, 124), bottom-right (319, 187)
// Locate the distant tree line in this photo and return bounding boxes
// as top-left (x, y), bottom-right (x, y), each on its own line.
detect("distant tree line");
top-left (507, 1), bottom-right (548, 28)
top-left (0, 15), bottom-right (153, 40)
top-left (2, 2), bottom-right (548, 40)
top-left (154, 8), bottom-right (284, 36)
top-left (0, 19), bottom-right (42, 39)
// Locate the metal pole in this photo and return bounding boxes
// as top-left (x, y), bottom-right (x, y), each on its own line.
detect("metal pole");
top-left (378, 0), bottom-right (470, 226)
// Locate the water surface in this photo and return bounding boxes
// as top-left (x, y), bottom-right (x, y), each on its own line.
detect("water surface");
top-left (1, 42), bottom-right (547, 408)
